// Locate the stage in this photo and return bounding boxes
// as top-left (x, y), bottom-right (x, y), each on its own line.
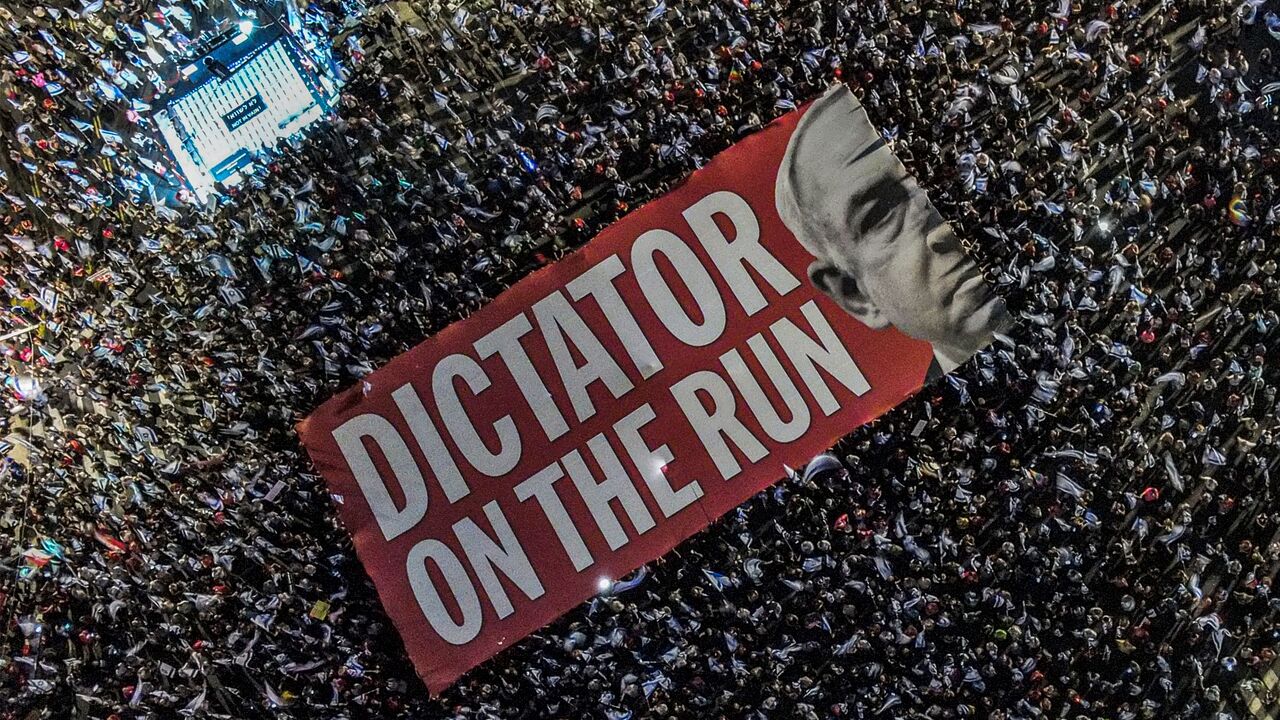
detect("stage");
top-left (156, 21), bottom-right (336, 199)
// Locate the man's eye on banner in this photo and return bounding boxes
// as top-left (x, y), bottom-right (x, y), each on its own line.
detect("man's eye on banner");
top-left (776, 85), bottom-right (1012, 382)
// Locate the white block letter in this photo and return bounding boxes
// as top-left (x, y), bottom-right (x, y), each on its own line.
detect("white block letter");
top-left (406, 539), bottom-right (482, 645)
top-left (475, 314), bottom-right (570, 442)
top-left (391, 384), bottom-right (470, 504)
top-left (533, 291), bottom-right (635, 423)
top-left (514, 462), bottom-right (594, 571)
top-left (670, 370), bottom-right (767, 480)
top-left (684, 191), bottom-right (800, 314)
top-left (632, 229), bottom-right (726, 347)
top-left (614, 404), bottom-right (703, 518)
top-left (721, 336), bottom-right (811, 443)
top-left (454, 501), bottom-right (545, 619)
top-left (433, 354), bottom-right (521, 477)
top-left (567, 255), bottom-right (663, 379)
top-left (333, 413), bottom-right (427, 541)
top-left (772, 301), bottom-right (871, 415)
top-left (563, 441), bottom-right (656, 551)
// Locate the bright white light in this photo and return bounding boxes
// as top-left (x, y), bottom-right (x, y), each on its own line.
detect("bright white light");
top-left (13, 376), bottom-right (41, 400)
top-left (238, 19), bottom-right (254, 35)
top-left (1098, 218), bottom-right (1113, 233)
top-left (596, 577), bottom-right (612, 593)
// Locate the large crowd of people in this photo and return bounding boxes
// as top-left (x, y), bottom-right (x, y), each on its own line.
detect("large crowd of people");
top-left (0, 0), bottom-right (1277, 717)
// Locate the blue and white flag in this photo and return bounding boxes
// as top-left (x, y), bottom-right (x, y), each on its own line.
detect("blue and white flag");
top-left (646, 0), bottom-right (667, 25)
top-left (1202, 445), bottom-right (1226, 467)
top-left (452, 7), bottom-right (470, 30)
top-left (1054, 473), bottom-right (1086, 499)
top-left (1164, 452), bottom-right (1182, 492)
top-left (218, 284), bottom-right (245, 306)
top-left (642, 672), bottom-right (668, 698)
top-left (206, 253), bottom-right (237, 279)
top-left (702, 569), bottom-right (732, 591)
top-left (610, 566), bottom-right (648, 594)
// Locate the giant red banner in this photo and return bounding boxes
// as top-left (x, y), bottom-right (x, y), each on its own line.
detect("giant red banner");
top-left (298, 85), bottom-right (1003, 692)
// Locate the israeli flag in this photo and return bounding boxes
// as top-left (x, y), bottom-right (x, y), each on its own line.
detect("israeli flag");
top-left (219, 285), bottom-right (244, 306)
top-left (1054, 473), bottom-right (1086, 499)
top-left (642, 672), bottom-right (668, 698)
top-left (1202, 446), bottom-right (1226, 466)
top-left (646, 0), bottom-right (667, 25)
top-left (206, 253), bottom-right (237, 279)
top-left (947, 374), bottom-right (971, 404)
top-left (702, 569), bottom-right (732, 591)
top-left (452, 7), bottom-right (470, 30)
top-left (610, 566), bottom-right (647, 594)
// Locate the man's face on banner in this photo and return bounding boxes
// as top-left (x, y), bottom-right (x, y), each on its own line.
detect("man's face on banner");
top-left (777, 87), bottom-right (1008, 368)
